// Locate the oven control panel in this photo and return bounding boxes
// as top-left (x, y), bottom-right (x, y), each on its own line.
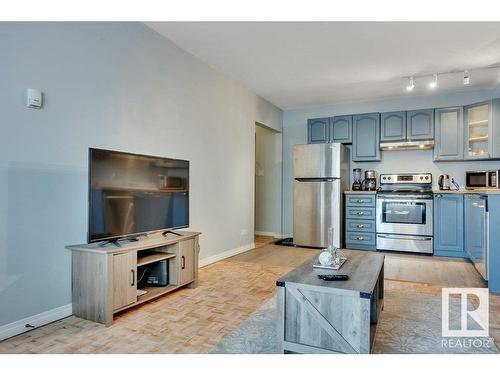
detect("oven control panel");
top-left (380, 173), bottom-right (432, 184)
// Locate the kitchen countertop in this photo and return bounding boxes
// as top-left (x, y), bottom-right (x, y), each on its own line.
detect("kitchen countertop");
top-left (345, 189), bottom-right (500, 195)
top-left (432, 188), bottom-right (500, 195)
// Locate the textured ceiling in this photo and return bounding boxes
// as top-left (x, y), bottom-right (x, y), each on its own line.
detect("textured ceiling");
top-left (147, 22), bottom-right (500, 109)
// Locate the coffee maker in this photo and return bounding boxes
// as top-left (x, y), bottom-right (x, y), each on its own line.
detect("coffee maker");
top-left (352, 168), bottom-right (363, 191)
top-left (363, 170), bottom-right (377, 191)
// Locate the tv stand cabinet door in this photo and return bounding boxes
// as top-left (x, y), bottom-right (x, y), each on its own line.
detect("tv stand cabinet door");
top-left (178, 239), bottom-right (195, 285)
top-left (112, 251), bottom-right (137, 311)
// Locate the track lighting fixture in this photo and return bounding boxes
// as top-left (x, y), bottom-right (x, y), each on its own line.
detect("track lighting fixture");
top-left (402, 65), bottom-right (499, 93)
top-left (463, 70), bottom-right (470, 85)
top-left (406, 76), bottom-right (415, 91)
top-left (429, 74), bottom-right (438, 89)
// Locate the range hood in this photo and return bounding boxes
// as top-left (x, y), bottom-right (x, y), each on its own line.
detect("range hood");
top-left (380, 139), bottom-right (435, 151)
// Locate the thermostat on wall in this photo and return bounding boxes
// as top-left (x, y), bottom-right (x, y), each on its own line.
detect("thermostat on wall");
top-left (26, 88), bottom-right (43, 109)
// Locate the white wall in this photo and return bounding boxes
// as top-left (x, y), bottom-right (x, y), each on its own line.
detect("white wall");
top-left (0, 22), bottom-right (282, 327)
top-left (282, 89), bottom-right (500, 236)
top-left (255, 124), bottom-right (281, 236)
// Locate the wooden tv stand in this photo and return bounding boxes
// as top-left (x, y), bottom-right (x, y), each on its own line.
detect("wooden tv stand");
top-left (66, 231), bottom-right (201, 326)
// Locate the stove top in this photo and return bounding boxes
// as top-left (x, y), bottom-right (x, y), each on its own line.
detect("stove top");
top-left (378, 173), bottom-right (433, 194)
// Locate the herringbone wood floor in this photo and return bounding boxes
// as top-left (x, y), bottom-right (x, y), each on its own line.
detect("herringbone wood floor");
top-left (0, 239), bottom-right (314, 354)
top-left (1, 239), bottom-right (498, 353)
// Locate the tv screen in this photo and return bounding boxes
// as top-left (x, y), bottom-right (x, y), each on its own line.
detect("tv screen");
top-left (88, 148), bottom-right (189, 243)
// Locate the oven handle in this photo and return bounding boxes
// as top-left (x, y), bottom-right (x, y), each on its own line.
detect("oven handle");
top-left (377, 234), bottom-right (433, 241)
top-left (377, 194), bottom-right (433, 200)
top-left (377, 199), bottom-right (434, 205)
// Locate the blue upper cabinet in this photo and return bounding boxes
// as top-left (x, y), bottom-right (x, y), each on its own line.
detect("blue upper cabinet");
top-left (492, 99), bottom-right (500, 159)
top-left (434, 194), bottom-right (465, 257)
top-left (307, 117), bottom-right (330, 144)
top-left (407, 109), bottom-right (435, 140)
top-left (352, 113), bottom-right (381, 161)
top-left (380, 111), bottom-right (406, 142)
top-left (434, 107), bottom-right (464, 161)
top-left (464, 101), bottom-right (492, 159)
top-left (463, 99), bottom-right (500, 160)
top-left (330, 115), bottom-right (352, 144)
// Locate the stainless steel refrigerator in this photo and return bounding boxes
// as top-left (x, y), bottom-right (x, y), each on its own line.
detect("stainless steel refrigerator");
top-left (293, 143), bottom-right (350, 248)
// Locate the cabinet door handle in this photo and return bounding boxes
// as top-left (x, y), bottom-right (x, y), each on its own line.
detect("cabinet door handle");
top-left (356, 236), bottom-right (364, 241)
top-left (131, 270), bottom-right (135, 286)
top-left (181, 256), bottom-right (186, 270)
top-left (356, 224), bottom-right (365, 228)
top-left (356, 212), bottom-right (364, 215)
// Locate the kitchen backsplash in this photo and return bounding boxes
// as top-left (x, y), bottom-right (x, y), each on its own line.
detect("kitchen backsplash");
top-left (350, 146), bottom-right (500, 189)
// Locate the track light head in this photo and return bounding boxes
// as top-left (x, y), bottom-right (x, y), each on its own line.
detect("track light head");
top-left (406, 77), bottom-right (415, 91)
top-left (429, 74), bottom-right (438, 89)
top-left (463, 70), bottom-right (470, 85)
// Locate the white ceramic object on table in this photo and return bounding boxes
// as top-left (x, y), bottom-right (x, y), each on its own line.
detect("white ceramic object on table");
top-left (318, 251), bottom-right (333, 266)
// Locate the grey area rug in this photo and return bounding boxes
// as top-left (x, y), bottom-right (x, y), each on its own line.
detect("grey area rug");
top-left (210, 290), bottom-right (498, 354)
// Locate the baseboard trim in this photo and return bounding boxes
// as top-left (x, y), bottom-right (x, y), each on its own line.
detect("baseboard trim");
top-left (0, 303), bottom-right (72, 341)
top-left (0, 242), bottom-right (258, 340)
top-left (255, 231), bottom-right (284, 238)
top-left (199, 242), bottom-right (255, 268)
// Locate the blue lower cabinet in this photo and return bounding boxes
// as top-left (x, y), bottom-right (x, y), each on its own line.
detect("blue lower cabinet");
top-left (344, 193), bottom-right (376, 251)
top-left (345, 219), bottom-right (375, 233)
top-left (345, 206), bottom-right (376, 220)
top-left (464, 194), bottom-right (485, 261)
top-left (345, 194), bottom-right (376, 207)
top-left (345, 231), bottom-right (376, 250)
top-left (433, 194), bottom-right (465, 257)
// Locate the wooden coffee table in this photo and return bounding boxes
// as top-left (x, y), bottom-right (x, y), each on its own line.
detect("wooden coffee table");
top-left (276, 249), bottom-right (384, 354)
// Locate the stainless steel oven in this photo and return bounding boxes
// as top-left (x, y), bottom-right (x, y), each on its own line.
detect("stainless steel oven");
top-left (376, 173), bottom-right (434, 254)
top-left (376, 193), bottom-right (433, 236)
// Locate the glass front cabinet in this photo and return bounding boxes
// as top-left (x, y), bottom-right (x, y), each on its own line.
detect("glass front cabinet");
top-left (464, 101), bottom-right (492, 159)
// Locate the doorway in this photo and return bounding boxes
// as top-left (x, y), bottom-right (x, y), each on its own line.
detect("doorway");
top-left (254, 122), bottom-right (281, 247)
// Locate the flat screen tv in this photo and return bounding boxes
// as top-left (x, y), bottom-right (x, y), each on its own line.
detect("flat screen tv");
top-left (88, 148), bottom-right (189, 243)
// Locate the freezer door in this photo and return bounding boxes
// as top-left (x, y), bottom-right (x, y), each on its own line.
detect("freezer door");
top-left (293, 143), bottom-right (341, 178)
top-left (293, 180), bottom-right (340, 248)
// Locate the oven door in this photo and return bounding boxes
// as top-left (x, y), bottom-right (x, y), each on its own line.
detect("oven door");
top-left (376, 195), bottom-right (433, 236)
